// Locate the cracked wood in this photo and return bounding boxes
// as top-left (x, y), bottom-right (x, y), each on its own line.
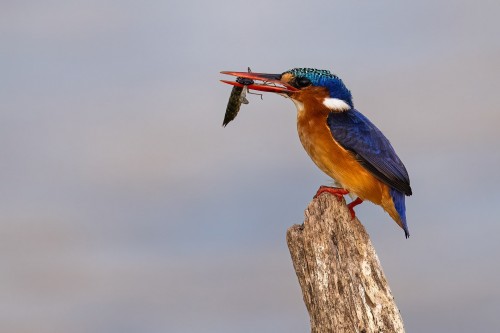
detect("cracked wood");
top-left (286, 194), bottom-right (405, 333)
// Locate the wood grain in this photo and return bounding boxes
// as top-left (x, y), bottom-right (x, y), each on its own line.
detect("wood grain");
top-left (287, 194), bottom-right (405, 333)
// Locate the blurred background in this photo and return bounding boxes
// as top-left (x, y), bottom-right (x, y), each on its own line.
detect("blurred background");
top-left (1, 0), bottom-right (500, 332)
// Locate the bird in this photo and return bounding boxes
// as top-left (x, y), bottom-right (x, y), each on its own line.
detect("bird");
top-left (220, 68), bottom-right (412, 238)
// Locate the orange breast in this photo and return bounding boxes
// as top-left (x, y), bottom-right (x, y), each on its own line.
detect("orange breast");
top-left (295, 98), bottom-right (390, 207)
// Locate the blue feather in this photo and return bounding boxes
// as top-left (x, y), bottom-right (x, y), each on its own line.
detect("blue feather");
top-left (327, 109), bottom-right (412, 196)
top-left (284, 68), bottom-right (353, 107)
top-left (390, 188), bottom-right (410, 238)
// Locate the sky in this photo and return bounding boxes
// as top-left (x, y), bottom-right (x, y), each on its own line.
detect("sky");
top-left (1, 0), bottom-right (500, 332)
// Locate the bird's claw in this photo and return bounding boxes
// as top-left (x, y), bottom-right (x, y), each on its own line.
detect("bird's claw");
top-left (346, 197), bottom-right (364, 220)
top-left (314, 186), bottom-right (349, 200)
top-left (314, 187), bottom-right (364, 220)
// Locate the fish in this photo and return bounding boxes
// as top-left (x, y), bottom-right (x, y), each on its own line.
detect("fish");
top-left (222, 68), bottom-right (254, 127)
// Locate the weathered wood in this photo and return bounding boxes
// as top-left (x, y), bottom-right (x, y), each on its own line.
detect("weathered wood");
top-left (287, 194), bottom-right (405, 333)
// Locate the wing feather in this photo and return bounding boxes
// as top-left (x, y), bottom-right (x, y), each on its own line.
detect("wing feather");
top-left (327, 109), bottom-right (412, 195)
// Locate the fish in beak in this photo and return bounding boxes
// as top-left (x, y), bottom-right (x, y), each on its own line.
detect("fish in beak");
top-left (220, 69), bottom-right (298, 126)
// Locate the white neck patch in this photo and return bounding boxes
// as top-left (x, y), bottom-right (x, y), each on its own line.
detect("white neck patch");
top-left (323, 98), bottom-right (351, 111)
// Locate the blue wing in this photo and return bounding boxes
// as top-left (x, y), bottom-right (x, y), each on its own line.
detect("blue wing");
top-left (327, 109), bottom-right (412, 196)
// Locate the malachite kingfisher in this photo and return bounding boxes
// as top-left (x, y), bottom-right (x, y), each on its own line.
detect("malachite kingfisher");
top-left (220, 68), bottom-right (412, 238)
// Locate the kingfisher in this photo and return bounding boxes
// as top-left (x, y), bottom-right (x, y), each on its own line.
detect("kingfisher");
top-left (220, 68), bottom-right (412, 238)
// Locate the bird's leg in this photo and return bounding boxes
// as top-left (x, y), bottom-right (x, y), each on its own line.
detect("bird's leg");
top-left (347, 197), bottom-right (364, 219)
top-left (314, 186), bottom-right (349, 200)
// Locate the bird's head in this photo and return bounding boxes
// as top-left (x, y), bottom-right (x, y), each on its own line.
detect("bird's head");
top-left (221, 68), bottom-right (353, 112)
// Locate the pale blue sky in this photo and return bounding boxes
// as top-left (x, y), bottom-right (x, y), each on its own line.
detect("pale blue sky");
top-left (1, 1), bottom-right (500, 332)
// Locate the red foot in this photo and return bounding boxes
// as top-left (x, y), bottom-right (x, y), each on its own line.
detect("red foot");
top-left (347, 197), bottom-right (364, 219)
top-left (314, 186), bottom-right (349, 200)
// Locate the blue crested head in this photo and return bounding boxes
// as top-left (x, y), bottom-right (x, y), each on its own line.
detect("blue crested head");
top-left (282, 68), bottom-right (353, 107)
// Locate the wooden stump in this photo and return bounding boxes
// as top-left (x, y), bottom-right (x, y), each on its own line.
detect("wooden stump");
top-left (286, 194), bottom-right (405, 333)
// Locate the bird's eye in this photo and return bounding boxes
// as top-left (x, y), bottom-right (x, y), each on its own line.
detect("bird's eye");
top-left (295, 77), bottom-right (311, 88)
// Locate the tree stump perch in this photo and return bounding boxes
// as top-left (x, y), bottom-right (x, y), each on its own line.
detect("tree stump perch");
top-left (286, 194), bottom-right (405, 333)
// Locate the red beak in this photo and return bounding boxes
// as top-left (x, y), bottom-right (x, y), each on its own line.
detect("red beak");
top-left (220, 71), bottom-right (298, 93)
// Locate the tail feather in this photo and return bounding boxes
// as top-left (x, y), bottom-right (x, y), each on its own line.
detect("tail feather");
top-left (390, 188), bottom-right (410, 238)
